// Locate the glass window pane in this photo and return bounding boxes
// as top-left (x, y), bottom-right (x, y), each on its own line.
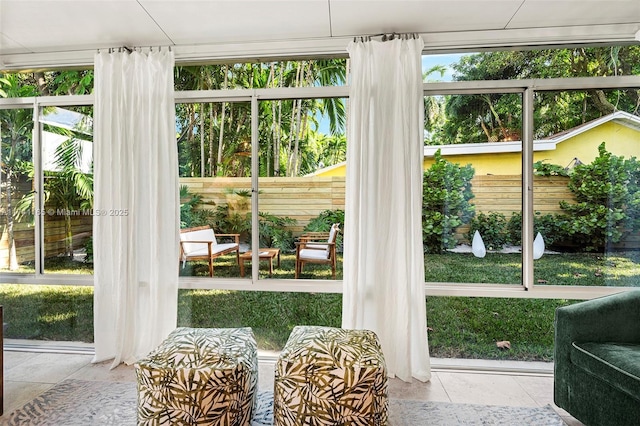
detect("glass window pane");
top-left (427, 296), bottom-right (576, 360)
top-left (424, 45), bottom-right (640, 82)
top-left (424, 93), bottom-right (523, 285)
top-left (41, 106), bottom-right (94, 274)
top-left (0, 284), bottom-right (94, 343)
top-left (178, 289), bottom-right (342, 351)
top-left (533, 89), bottom-right (640, 287)
top-left (257, 98), bottom-right (346, 280)
top-left (177, 101), bottom-right (252, 278)
top-left (175, 59), bottom-right (347, 91)
top-left (1, 107), bottom-right (35, 272)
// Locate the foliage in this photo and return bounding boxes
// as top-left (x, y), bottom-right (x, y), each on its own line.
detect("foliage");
top-left (533, 160), bottom-right (570, 177)
top-left (468, 212), bottom-right (509, 250)
top-left (507, 212), bottom-right (568, 247)
top-left (425, 46), bottom-right (640, 145)
top-left (257, 212), bottom-right (297, 251)
top-left (303, 209), bottom-right (345, 233)
top-left (1, 74), bottom-right (37, 269)
top-left (174, 59), bottom-right (347, 178)
top-left (422, 150), bottom-right (475, 253)
top-left (179, 185), bottom-right (212, 228)
top-left (84, 237), bottom-right (93, 263)
top-left (559, 143), bottom-right (640, 251)
top-left (14, 135), bottom-right (94, 258)
top-left (303, 209), bottom-right (345, 252)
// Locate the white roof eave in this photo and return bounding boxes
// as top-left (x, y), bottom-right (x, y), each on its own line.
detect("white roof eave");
top-left (423, 111), bottom-right (640, 158)
top-left (424, 140), bottom-right (557, 157)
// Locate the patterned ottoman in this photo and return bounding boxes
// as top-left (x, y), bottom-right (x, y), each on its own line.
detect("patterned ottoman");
top-left (135, 327), bottom-right (258, 425)
top-left (274, 325), bottom-right (388, 425)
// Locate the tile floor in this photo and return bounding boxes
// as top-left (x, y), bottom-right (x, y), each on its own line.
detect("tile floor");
top-left (1, 342), bottom-right (583, 425)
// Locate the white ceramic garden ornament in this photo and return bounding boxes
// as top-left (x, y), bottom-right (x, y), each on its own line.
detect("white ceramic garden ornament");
top-left (533, 232), bottom-right (545, 260)
top-left (472, 230), bottom-right (486, 258)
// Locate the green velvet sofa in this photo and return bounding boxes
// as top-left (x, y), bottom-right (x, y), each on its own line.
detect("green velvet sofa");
top-left (554, 290), bottom-right (640, 426)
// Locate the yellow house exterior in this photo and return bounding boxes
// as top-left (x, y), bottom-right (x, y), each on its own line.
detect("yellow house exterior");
top-left (309, 111), bottom-right (640, 177)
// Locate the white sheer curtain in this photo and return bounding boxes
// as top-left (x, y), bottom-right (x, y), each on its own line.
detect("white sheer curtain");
top-left (93, 49), bottom-right (179, 368)
top-left (342, 36), bottom-right (431, 382)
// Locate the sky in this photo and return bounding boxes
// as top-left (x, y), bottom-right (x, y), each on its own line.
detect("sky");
top-left (315, 53), bottom-right (465, 134)
top-left (421, 53), bottom-right (465, 82)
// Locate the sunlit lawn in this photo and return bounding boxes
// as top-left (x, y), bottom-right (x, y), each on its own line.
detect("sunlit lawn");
top-left (1, 251), bottom-right (638, 360)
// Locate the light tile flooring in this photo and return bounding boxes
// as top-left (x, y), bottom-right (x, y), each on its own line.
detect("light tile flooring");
top-left (1, 343), bottom-right (583, 425)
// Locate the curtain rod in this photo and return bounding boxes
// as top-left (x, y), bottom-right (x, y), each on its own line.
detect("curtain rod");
top-left (96, 46), bottom-right (173, 54)
top-left (353, 33), bottom-right (420, 43)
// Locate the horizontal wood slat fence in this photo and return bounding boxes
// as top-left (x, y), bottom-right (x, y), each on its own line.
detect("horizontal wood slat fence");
top-left (1, 179), bottom-right (92, 268)
top-left (181, 175), bottom-right (574, 240)
top-left (11, 174), bottom-right (636, 268)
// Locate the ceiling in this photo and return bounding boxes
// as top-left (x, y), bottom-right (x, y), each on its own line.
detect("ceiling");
top-left (1, 0), bottom-right (639, 70)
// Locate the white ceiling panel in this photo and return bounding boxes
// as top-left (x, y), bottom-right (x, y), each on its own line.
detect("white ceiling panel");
top-left (140, 0), bottom-right (331, 45)
top-left (0, 0), bottom-right (171, 53)
top-left (509, 0), bottom-right (640, 29)
top-left (0, 32), bottom-right (29, 56)
top-left (0, 0), bottom-right (638, 70)
top-left (330, 1), bottom-right (523, 36)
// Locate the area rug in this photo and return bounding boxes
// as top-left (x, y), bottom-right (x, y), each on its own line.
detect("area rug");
top-left (2, 379), bottom-right (565, 425)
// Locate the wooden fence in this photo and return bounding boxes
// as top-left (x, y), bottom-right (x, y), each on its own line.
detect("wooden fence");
top-left (0, 178), bottom-right (92, 268)
top-left (181, 177), bottom-right (345, 234)
top-left (181, 175), bottom-right (574, 239)
top-left (13, 173), bottom-right (630, 268)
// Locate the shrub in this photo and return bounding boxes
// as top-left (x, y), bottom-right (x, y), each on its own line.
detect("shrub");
top-left (257, 212), bottom-right (297, 251)
top-left (507, 212), bottom-right (568, 247)
top-left (84, 237), bottom-right (93, 263)
top-left (468, 212), bottom-right (509, 251)
top-left (533, 160), bottom-right (569, 177)
top-left (179, 185), bottom-right (212, 228)
top-left (304, 209), bottom-right (345, 252)
top-left (304, 209), bottom-right (345, 233)
top-left (423, 150), bottom-right (475, 253)
top-left (559, 142), bottom-right (640, 251)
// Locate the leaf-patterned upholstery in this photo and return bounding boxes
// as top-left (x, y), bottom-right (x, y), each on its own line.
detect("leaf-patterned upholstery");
top-left (135, 327), bottom-right (258, 426)
top-left (274, 325), bottom-right (388, 425)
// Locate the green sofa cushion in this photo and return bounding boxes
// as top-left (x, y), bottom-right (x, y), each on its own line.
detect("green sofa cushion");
top-left (571, 341), bottom-right (640, 401)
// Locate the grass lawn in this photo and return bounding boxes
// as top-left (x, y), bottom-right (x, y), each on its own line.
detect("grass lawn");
top-left (0, 251), bottom-right (638, 361)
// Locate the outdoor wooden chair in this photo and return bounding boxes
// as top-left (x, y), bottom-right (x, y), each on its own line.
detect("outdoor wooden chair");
top-left (179, 226), bottom-right (240, 277)
top-left (295, 223), bottom-right (339, 279)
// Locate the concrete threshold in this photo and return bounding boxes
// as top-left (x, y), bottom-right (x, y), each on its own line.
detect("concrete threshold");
top-left (4, 339), bottom-right (553, 376)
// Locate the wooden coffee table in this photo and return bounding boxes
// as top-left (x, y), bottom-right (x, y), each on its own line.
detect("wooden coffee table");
top-left (239, 248), bottom-right (281, 277)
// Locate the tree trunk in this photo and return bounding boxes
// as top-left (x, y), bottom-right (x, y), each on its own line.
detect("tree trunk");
top-left (274, 65), bottom-right (284, 176)
top-left (287, 63), bottom-right (303, 176)
top-left (5, 168), bottom-right (18, 271)
top-left (64, 212), bottom-right (74, 259)
top-left (200, 103), bottom-right (205, 177)
top-left (217, 65), bottom-right (229, 172)
top-left (291, 100), bottom-right (303, 177)
top-left (479, 119), bottom-right (493, 141)
top-left (34, 72), bottom-right (50, 96)
top-left (589, 90), bottom-right (617, 115)
top-left (208, 104), bottom-right (214, 176)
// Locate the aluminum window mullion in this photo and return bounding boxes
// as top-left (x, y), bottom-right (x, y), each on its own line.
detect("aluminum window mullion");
top-left (250, 94), bottom-right (260, 282)
top-left (424, 75), bottom-right (640, 94)
top-left (522, 88), bottom-right (535, 290)
top-left (32, 105), bottom-right (44, 276)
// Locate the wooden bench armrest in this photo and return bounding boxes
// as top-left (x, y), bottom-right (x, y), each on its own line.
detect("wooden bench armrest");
top-left (215, 233), bottom-right (240, 244)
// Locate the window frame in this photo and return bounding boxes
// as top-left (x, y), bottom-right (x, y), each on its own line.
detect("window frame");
top-left (1, 75), bottom-right (639, 301)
